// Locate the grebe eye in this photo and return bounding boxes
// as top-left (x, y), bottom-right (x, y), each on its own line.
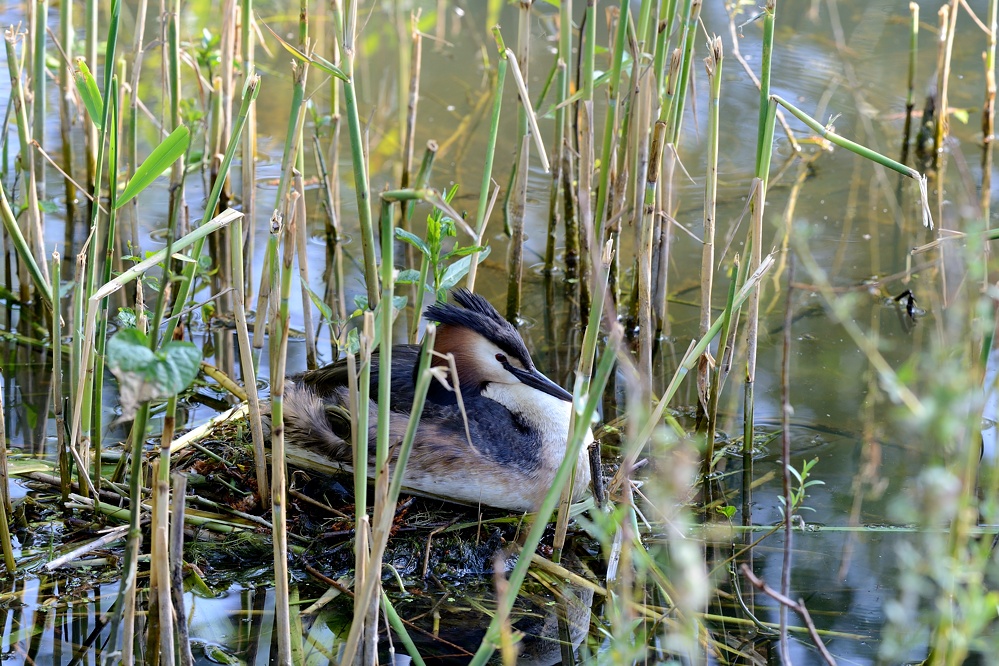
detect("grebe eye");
top-left (495, 353), bottom-right (507, 364)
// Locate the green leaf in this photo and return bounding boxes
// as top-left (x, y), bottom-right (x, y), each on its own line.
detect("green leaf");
top-left (116, 125), bottom-right (190, 208)
top-left (444, 244), bottom-right (486, 260)
top-left (716, 505), bottom-right (736, 519)
top-left (309, 52), bottom-right (349, 82)
top-left (345, 328), bottom-right (360, 355)
top-left (439, 247), bottom-right (490, 291)
top-left (394, 228), bottom-right (430, 256)
top-left (302, 282), bottom-right (335, 323)
top-left (259, 19), bottom-right (348, 81)
top-left (73, 58), bottom-right (103, 130)
top-left (396, 269), bottom-right (422, 284)
top-left (106, 328), bottom-right (202, 420)
top-left (116, 307), bottom-right (137, 328)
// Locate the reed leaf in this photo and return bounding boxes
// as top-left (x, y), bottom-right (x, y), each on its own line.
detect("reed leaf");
top-left (73, 58), bottom-right (103, 130)
top-left (115, 124), bottom-right (190, 208)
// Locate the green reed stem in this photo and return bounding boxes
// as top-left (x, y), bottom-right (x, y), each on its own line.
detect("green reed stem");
top-left (700, 37), bottom-right (722, 470)
top-left (466, 29), bottom-right (506, 290)
top-left (84, 0), bottom-right (97, 184)
top-left (754, 1), bottom-right (775, 171)
top-left (5, 28), bottom-right (46, 302)
top-left (774, 95), bottom-right (920, 180)
top-left (387, 326), bottom-right (434, 504)
top-left (334, 0), bottom-right (378, 308)
top-left (907, 3), bottom-right (919, 116)
top-left (32, 0), bottom-right (47, 219)
top-left (269, 192), bottom-right (296, 665)
top-left (552, 244), bottom-right (614, 564)
top-left (91, 78), bottom-right (121, 499)
top-left (241, 0), bottom-right (256, 299)
top-left (352, 315), bottom-right (371, 510)
top-left (162, 75), bottom-right (260, 340)
top-left (469, 342), bottom-right (616, 666)
top-left (0, 380), bottom-right (13, 574)
top-left (341, 198), bottom-right (399, 666)
top-left (592, 0), bottom-right (630, 243)
top-left (668, 0), bottom-right (700, 144)
top-left (153, 412), bottom-right (176, 662)
top-left (544, 3), bottom-right (569, 273)
top-left (231, 213), bottom-right (268, 505)
top-left (381, 591), bottom-right (428, 666)
top-left (113, 398), bottom-right (150, 660)
top-left (0, 184), bottom-right (51, 303)
top-left (139, 0), bottom-right (181, 373)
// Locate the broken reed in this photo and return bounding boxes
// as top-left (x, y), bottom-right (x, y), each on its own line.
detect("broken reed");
top-left (2, 0), bottom-right (259, 646)
top-left (1, 0), bottom-right (992, 663)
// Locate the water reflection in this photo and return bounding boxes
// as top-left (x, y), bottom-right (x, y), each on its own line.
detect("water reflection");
top-left (1, 0), bottom-right (997, 662)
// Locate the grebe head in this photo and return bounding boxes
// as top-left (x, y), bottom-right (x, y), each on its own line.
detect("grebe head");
top-left (424, 289), bottom-right (572, 402)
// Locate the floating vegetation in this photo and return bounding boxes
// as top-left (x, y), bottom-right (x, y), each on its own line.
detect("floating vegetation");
top-left (2, 0), bottom-right (999, 663)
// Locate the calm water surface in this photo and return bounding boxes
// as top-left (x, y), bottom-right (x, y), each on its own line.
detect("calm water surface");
top-left (0, 0), bottom-right (995, 663)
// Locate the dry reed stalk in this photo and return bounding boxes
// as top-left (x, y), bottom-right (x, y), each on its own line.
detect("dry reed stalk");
top-left (777, 257), bottom-right (795, 662)
top-left (210, 76), bottom-right (235, 318)
top-left (901, 3), bottom-right (919, 167)
top-left (506, 2), bottom-right (533, 321)
top-left (0, 378), bottom-right (12, 573)
top-left (126, 0), bottom-right (150, 258)
top-left (399, 14), bottom-right (422, 228)
top-left (171, 472), bottom-right (195, 666)
top-left (84, 0), bottom-right (97, 186)
top-left (544, 0), bottom-right (570, 274)
top-left (69, 251), bottom-right (87, 497)
top-left (150, 459), bottom-right (175, 665)
top-left (312, 136), bottom-right (347, 326)
top-left (635, 76), bottom-right (658, 401)
top-left (269, 206), bottom-right (297, 665)
top-left (241, 0), bottom-right (257, 301)
top-left (653, 50), bottom-right (681, 339)
top-left (293, 172), bottom-right (316, 369)
top-left (934, 1), bottom-right (960, 159)
top-left (576, 99), bottom-right (595, 309)
top-left (506, 135), bottom-right (529, 320)
top-left (57, 0), bottom-right (76, 227)
top-left (229, 211), bottom-right (268, 505)
top-left (465, 29), bottom-right (507, 293)
top-left (493, 555), bottom-right (517, 666)
top-left (52, 253), bottom-right (70, 505)
top-left (31, 0), bottom-right (47, 232)
top-left (982, 0), bottom-right (997, 278)
top-left (5, 28), bottom-right (48, 302)
top-left (120, 526), bottom-right (139, 661)
top-left (698, 37), bottom-right (721, 452)
top-left (353, 516), bottom-right (371, 666)
top-left (251, 233), bottom-right (273, 349)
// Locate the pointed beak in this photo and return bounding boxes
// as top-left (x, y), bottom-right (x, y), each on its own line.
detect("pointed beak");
top-left (509, 366), bottom-right (573, 402)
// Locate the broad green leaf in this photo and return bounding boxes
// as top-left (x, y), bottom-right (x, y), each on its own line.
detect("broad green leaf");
top-left (259, 19), bottom-right (348, 81)
top-left (73, 58), bottom-right (103, 130)
top-left (396, 269), bottom-right (421, 284)
top-left (116, 125), bottom-right (190, 208)
top-left (106, 327), bottom-right (202, 420)
top-left (439, 247), bottom-right (490, 291)
top-left (444, 244), bottom-right (486, 260)
top-left (394, 228), bottom-right (430, 256)
top-left (309, 52), bottom-right (349, 82)
top-left (302, 282), bottom-right (335, 323)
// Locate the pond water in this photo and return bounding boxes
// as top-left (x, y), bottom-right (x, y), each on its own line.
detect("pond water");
top-left (1, 0), bottom-right (997, 664)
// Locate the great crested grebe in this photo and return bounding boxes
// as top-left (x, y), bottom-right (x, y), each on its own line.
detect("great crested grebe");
top-left (274, 289), bottom-right (592, 512)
